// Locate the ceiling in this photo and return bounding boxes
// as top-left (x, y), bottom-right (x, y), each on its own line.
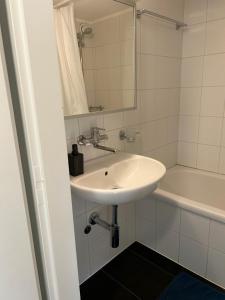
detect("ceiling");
top-left (53, 0), bottom-right (134, 21)
top-left (75, 0), bottom-right (132, 21)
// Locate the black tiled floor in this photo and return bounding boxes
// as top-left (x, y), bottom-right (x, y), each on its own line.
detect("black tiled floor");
top-left (102, 251), bottom-right (173, 299)
top-left (80, 270), bottom-right (138, 300)
top-left (80, 242), bottom-right (225, 300)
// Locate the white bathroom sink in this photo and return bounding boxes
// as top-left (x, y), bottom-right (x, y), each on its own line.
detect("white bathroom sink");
top-left (70, 153), bottom-right (166, 205)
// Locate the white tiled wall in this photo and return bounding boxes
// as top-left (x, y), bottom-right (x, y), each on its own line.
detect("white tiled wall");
top-left (64, 0), bottom-right (225, 289)
top-left (65, 0), bottom-right (183, 284)
top-left (178, 0), bottom-right (225, 174)
top-left (136, 196), bottom-right (225, 288)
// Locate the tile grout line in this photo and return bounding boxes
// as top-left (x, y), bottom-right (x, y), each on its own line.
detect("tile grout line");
top-left (127, 247), bottom-right (175, 278)
top-left (101, 270), bottom-right (142, 300)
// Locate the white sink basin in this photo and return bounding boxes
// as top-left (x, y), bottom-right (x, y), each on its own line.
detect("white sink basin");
top-left (70, 153), bottom-right (166, 205)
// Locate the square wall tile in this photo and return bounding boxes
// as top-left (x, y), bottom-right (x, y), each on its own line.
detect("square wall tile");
top-left (162, 143), bottom-right (178, 168)
top-left (201, 87), bottom-right (225, 117)
top-left (154, 119), bottom-right (168, 148)
top-left (182, 23), bottom-right (206, 58)
top-left (198, 117), bottom-right (223, 146)
top-left (64, 119), bottom-right (79, 140)
top-left (141, 122), bottom-right (156, 152)
top-left (157, 22), bottom-right (182, 58)
top-left (157, 200), bottom-right (180, 233)
top-left (181, 210), bottom-right (210, 245)
top-left (136, 218), bottom-right (156, 250)
top-left (221, 121), bottom-right (225, 146)
top-left (219, 147), bottom-right (225, 174)
top-left (73, 214), bottom-right (90, 283)
top-left (140, 17), bottom-right (157, 55)
top-left (149, 144), bottom-right (177, 168)
top-left (103, 112), bottom-right (123, 131)
top-left (184, 0), bottom-right (207, 25)
top-left (207, 248), bottom-right (225, 288)
top-left (71, 193), bottom-right (86, 217)
top-left (178, 142), bottom-right (197, 167)
top-left (123, 93), bottom-right (141, 126)
top-left (181, 57), bottom-right (204, 87)
top-left (167, 117), bottom-right (179, 143)
top-left (206, 19), bottom-right (225, 55)
top-left (139, 0), bottom-right (184, 21)
top-left (180, 88), bottom-right (201, 116)
top-left (179, 116), bottom-right (199, 143)
top-left (167, 88), bottom-right (180, 116)
top-left (179, 236), bottom-right (208, 277)
top-left (140, 90), bottom-right (155, 122)
top-left (197, 144), bottom-right (220, 172)
top-left (154, 89), bottom-right (170, 119)
top-left (139, 54), bottom-right (156, 89)
top-left (156, 57), bottom-right (180, 89)
top-left (89, 232), bottom-right (111, 275)
top-left (136, 197), bottom-right (156, 223)
top-left (209, 220), bottom-right (225, 253)
top-left (156, 228), bottom-right (179, 262)
top-left (207, 0), bottom-right (225, 21)
top-left (203, 54), bottom-right (225, 86)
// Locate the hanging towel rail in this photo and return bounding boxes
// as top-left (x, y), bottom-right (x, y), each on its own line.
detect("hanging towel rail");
top-left (137, 9), bottom-right (187, 30)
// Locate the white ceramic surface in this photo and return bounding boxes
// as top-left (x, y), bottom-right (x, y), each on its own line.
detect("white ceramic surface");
top-left (156, 165), bottom-right (225, 222)
top-left (70, 153), bottom-right (166, 205)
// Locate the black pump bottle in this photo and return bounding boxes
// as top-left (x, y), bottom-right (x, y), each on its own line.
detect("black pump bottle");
top-left (68, 144), bottom-right (84, 176)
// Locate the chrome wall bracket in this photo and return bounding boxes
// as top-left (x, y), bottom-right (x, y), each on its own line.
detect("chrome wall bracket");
top-left (136, 9), bottom-right (187, 30)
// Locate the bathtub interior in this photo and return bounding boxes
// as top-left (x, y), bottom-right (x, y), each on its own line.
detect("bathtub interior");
top-left (159, 166), bottom-right (225, 211)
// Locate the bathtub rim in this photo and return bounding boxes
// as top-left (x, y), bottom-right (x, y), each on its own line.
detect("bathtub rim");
top-left (154, 165), bottom-right (225, 224)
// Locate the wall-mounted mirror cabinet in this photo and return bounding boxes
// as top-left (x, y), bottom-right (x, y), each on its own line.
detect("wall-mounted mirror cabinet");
top-left (54, 0), bottom-right (136, 117)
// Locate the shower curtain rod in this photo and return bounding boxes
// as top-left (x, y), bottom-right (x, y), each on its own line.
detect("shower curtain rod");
top-left (137, 9), bottom-right (187, 30)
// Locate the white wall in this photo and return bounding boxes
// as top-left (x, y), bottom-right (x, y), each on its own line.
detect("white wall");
top-left (65, 0), bottom-right (184, 284)
top-left (0, 29), bottom-right (40, 300)
top-left (178, 0), bottom-right (225, 174)
top-left (6, 0), bottom-right (81, 298)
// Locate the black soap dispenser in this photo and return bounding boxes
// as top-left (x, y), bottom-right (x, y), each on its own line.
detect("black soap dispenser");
top-left (68, 144), bottom-right (84, 176)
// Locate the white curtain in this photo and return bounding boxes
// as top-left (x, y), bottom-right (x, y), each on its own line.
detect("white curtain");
top-left (54, 1), bottom-right (89, 116)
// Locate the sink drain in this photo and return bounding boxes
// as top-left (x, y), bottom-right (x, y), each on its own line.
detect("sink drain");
top-left (111, 185), bottom-right (121, 190)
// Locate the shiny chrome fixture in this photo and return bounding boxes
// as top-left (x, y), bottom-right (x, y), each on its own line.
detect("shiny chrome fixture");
top-left (77, 127), bottom-right (118, 153)
top-left (87, 206), bottom-right (120, 248)
top-left (137, 9), bottom-right (187, 30)
top-left (77, 23), bottom-right (93, 71)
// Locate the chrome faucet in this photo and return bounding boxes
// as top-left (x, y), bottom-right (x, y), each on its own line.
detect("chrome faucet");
top-left (77, 127), bottom-right (117, 153)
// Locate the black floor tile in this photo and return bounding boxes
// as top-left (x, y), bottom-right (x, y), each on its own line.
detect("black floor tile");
top-left (80, 242), bottom-right (225, 300)
top-left (128, 242), bottom-right (182, 276)
top-left (80, 270), bottom-right (139, 300)
top-left (102, 250), bottom-right (173, 300)
top-left (128, 242), bottom-right (225, 294)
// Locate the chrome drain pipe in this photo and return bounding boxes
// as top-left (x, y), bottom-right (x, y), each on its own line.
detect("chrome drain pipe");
top-left (89, 205), bottom-right (120, 248)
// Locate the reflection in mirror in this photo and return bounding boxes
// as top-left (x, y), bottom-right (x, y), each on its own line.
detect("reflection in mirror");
top-left (53, 0), bottom-right (136, 117)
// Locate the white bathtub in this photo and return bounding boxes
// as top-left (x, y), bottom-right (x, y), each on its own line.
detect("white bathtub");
top-left (155, 165), bottom-right (225, 224)
top-left (135, 165), bottom-right (225, 288)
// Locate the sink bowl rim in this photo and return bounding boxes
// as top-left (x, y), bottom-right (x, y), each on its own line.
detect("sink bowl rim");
top-left (70, 155), bottom-right (166, 195)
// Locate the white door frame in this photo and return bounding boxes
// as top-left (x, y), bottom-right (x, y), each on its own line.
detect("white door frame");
top-left (0, 28), bottom-right (41, 300)
top-left (3, 0), bottom-right (81, 299)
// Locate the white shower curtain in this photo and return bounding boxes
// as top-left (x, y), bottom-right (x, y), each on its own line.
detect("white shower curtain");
top-left (54, 1), bottom-right (89, 115)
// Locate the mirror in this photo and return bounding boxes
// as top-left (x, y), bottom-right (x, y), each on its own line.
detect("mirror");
top-left (54, 0), bottom-right (136, 117)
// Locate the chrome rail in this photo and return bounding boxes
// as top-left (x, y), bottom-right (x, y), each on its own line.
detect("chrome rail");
top-left (137, 9), bottom-right (187, 30)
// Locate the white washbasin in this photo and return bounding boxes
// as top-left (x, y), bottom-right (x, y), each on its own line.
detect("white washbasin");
top-left (70, 153), bottom-right (166, 205)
